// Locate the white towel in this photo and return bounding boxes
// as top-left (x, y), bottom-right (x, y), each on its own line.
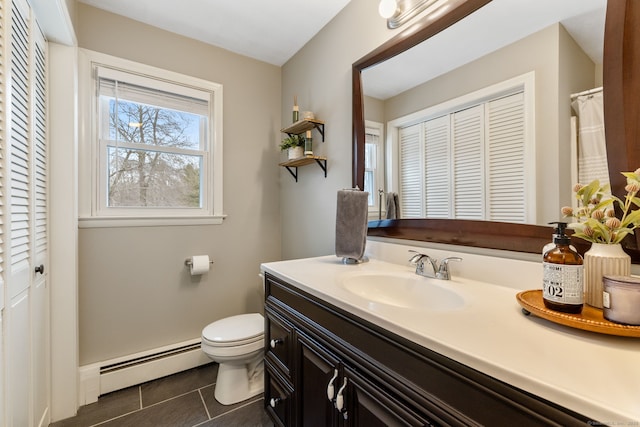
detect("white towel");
top-left (572, 92), bottom-right (609, 188)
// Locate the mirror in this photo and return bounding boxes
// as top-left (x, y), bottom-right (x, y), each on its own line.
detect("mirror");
top-left (353, 0), bottom-right (640, 261)
top-left (364, 0), bottom-right (606, 225)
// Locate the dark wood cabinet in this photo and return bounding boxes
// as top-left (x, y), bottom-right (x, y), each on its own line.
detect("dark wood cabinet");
top-left (263, 272), bottom-right (596, 426)
top-left (297, 334), bottom-right (341, 426)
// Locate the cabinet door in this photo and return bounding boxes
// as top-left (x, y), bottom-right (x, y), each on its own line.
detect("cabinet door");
top-left (266, 307), bottom-right (293, 378)
top-left (297, 334), bottom-right (341, 427)
top-left (265, 361), bottom-right (294, 427)
top-left (345, 366), bottom-right (437, 427)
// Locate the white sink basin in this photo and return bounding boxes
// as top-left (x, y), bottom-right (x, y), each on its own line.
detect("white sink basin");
top-left (339, 272), bottom-right (465, 310)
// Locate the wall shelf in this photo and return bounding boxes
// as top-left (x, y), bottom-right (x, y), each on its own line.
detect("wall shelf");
top-left (279, 156), bottom-right (327, 182)
top-left (281, 118), bottom-right (325, 141)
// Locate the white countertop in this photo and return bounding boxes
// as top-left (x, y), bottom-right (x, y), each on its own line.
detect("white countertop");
top-left (261, 252), bottom-right (640, 424)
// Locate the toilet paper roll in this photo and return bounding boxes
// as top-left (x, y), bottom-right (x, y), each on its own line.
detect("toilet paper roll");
top-left (189, 255), bottom-right (210, 275)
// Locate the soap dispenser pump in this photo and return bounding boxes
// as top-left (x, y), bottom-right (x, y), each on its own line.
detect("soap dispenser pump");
top-left (542, 222), bottom-right (584, 314)
top-left (542, 222), bottom-right (577, 255)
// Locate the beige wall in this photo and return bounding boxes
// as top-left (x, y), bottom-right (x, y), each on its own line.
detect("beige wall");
top-left (374, 24), bottom-right (597, 224)
top-left (76, 4), bottom-right (282, 364)
top-left (279, 0), bottom-right (394, 259)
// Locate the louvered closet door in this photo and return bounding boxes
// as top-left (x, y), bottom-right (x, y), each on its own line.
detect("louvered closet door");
top-left (0, 0), bottom-right (6, 424)
top-left (5, 0), bottom-right (50, 425)
top-left (424, 115), bottom-right (450, 218)
top-left (486, 92), bottom-right (526, 223)
top-left (31, 24), bottom-right (49, 427)
top-left (451, 105), bottom-right (484, 220)
top-left (399, 123), bottom-right (423, 218)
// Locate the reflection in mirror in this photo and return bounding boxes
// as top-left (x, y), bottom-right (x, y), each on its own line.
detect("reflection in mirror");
top-left (362, 0), bottom-right (606, 225)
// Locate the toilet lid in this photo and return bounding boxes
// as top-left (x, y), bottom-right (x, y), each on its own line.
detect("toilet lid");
top-left (202, 313), bottom-right (264, 345)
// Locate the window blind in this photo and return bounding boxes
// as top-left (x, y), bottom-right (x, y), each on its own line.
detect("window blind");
top-left (96, 65), bottom-right (210, 117)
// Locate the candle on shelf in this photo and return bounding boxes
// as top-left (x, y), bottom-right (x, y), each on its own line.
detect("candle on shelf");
top-left (293, 96), bottom-right (299, 123)
top-left (304, 130), bottom-right (313, 156)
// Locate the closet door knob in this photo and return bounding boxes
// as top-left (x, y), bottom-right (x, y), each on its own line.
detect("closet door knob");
top-left (35, 264), bottom-right (45, 274)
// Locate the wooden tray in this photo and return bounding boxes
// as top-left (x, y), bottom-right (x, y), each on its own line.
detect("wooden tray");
top-left (516, 290), bottom-right (640, 337)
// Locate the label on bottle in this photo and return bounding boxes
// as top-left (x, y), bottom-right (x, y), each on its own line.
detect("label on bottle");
top-left (542, 262), bottom-right (584, 305)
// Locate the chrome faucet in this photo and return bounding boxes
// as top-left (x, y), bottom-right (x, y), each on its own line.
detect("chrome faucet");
top-left (408, 250), bottom-right (462, 280)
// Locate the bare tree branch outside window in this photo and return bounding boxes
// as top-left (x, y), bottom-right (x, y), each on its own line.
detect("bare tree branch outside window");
top-left (107, 99), bottom-right (204, 208)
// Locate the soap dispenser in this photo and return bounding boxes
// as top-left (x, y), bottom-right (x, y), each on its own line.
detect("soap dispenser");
top-left (542, 222), bottom-right (577, 255)
top-left (542, 222), bottom-right (584, 314)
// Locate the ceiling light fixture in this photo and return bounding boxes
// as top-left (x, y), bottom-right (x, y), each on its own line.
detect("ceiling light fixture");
top-left (378, 0), bottom-right (398, 19)
top-left (380, 0), bottom-right (450, 29)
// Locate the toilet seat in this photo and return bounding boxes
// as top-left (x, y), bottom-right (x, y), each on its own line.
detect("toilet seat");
top-left (202, 313), bottom-right (264, 347)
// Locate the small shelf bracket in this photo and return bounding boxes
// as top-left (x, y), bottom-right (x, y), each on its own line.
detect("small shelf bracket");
top-left (314, 158), bottom-right (327, 177)
top-left (284, 165), bottom-right (299, 182)
top-left (280, 156), bottom-right (327, 182)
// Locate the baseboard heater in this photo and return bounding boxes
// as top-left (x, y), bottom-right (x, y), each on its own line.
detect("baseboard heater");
top-left (79, 338), bottom-right (211, 405)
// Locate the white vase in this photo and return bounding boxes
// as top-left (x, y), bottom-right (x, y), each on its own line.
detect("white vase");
top-left (584, 243), bottom-right (631, 308)
top-left (287, 146), bottom-right (303, 160)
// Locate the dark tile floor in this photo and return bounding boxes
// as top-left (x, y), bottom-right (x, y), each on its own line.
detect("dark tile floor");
top-left (49, 363), bottom-right (274, 427)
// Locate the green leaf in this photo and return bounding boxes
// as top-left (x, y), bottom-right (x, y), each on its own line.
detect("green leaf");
top-left (621, 209), bottom-right (640, 227)
top-left (577, 180), bottom-right (600, 205)
top-left (591, 198), bottom-right (614, 212)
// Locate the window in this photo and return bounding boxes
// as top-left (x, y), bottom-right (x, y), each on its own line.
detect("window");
top-left (390, 73), bottom-right (535, 223)
top-left (364, 121), bottom-right (385, 217)
top-left (79, 51), bottom-right (224, 226)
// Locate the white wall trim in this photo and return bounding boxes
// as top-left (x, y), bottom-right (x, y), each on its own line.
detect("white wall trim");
top-left (49, 43), bottom-right (80, 422)
top-left (78, 338), bottom-right (210, 405)
top-left (30, 0), bottom-right (77, 46)
top-left (77, 48), bottom-right (225, 223)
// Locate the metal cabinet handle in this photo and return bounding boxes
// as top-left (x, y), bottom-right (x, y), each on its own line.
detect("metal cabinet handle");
top-left (35, 264), bottom-right (44, 274)
top-left (270, 338), bottom-right (283, 349)
top-left (335, 377), bottom-right (348, 411)
top-left (269, 397), bottom-right (281, 408)
top-left (326, 369), bottom-right (339, 400)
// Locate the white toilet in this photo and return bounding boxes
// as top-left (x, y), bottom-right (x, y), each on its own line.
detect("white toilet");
top-left (201, 313), bottom-right (265, 405)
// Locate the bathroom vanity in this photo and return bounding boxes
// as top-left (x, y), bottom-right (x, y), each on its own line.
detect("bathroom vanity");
top-left (261, 243), bottom-right (640, 426)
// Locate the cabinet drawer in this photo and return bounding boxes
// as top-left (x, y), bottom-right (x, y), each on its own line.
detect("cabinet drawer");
top-left (266, 307), bottom-right (293, 378)
top-left (265, 361), bottom-right (293, 427)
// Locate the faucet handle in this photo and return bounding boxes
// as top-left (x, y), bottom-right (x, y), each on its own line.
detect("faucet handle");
top-left (441, 256), bottom-right (462, 265)
top-left (437, 257), bottom-right (462, 280)
top-left (408, 249), bottom-right (425, 263)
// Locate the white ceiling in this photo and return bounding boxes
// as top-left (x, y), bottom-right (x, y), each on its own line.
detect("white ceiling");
top-left (77, 0), bottom-right (352, 66)
top-left (76, 0), bottom-right (606, 99)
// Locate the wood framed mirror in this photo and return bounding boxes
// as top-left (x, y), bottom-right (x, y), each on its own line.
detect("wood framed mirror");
top-left (352, 0), bottom-right (640, 262)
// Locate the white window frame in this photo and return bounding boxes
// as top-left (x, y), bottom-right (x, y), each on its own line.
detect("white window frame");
top-left (78, 49), bottom-right (224, 227)
top-left (364, 120), bottom-right (385, 218)
top-left (387, 72), bottom-right (536, 223)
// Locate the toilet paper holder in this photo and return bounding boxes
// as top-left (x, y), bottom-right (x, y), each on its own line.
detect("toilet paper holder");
top-left (185, 258), bottom-right (214, 267)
